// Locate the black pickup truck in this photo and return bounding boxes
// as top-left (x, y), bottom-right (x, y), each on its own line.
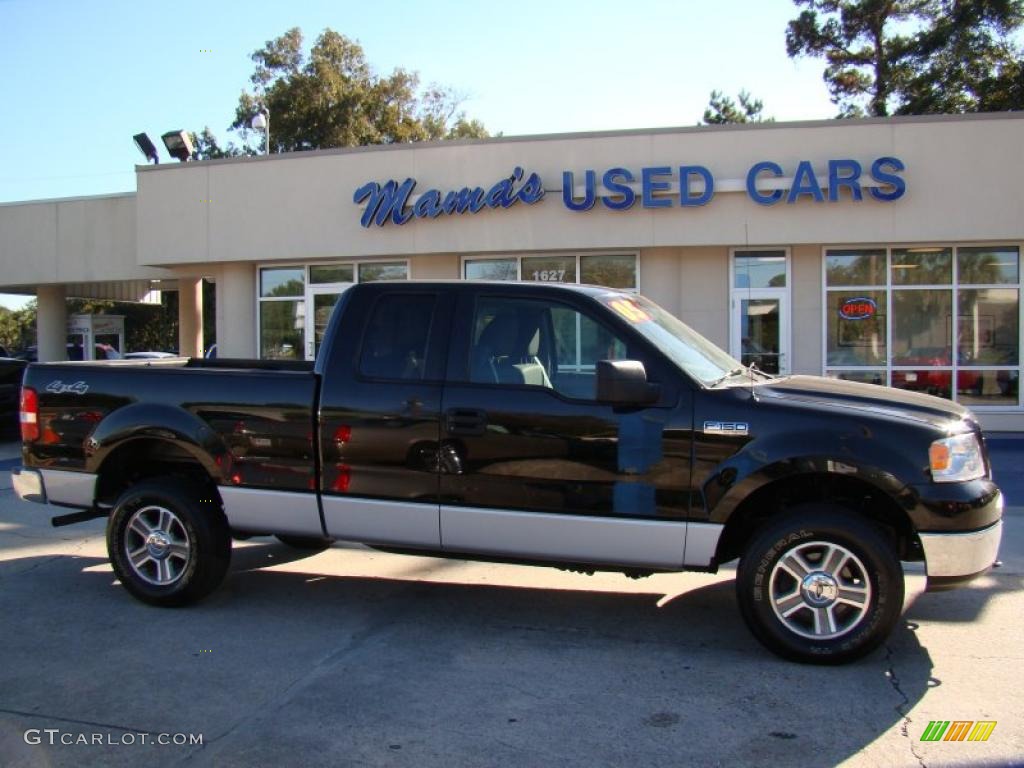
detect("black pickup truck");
top-left (11, 281), bottom-right (1003, 663)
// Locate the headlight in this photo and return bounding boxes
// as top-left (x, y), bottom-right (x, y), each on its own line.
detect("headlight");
top-left (929, 433), bottom-right (985, 483)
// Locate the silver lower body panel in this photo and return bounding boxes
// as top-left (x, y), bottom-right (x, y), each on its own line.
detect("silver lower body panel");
top-left (440, 505), bottom-right (699, 570)
top-left (322, 496), bottom-right (440, 548)
top-left (220, 486), bottom-right (323, 537)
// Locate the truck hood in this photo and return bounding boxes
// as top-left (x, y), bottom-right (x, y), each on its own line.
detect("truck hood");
top-left (753, 375), bottom-right (971, 431)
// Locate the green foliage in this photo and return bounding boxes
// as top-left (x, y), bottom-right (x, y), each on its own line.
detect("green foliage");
top-left (0, 303), bottom-right (36, 352)
top-left (190, 127), bottom-right (257, 161)
top-left (702, 90), bottom-right (774, 124)
top-left (201, 27), bottom-right (489, 154)
top-left (786, 0), bottom-right (1024, 117)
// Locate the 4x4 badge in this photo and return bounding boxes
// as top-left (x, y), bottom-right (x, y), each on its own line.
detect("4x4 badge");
top-left (45, 381), bottom-right (89, 395)
top-left (704, 421), bottom-right (748, 435)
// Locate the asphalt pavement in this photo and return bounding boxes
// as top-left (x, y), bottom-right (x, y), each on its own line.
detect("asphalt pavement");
top-left (0, 436), bottom-right (1021, 768)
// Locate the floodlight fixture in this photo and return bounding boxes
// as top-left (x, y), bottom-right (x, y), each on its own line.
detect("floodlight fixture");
top-left (161, 130), bottom-right (195, 162)
top-left (133, 133), bottom-right (160, 164)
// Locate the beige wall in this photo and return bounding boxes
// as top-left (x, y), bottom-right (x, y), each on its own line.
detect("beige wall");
top-left (790, 245), bottom-right (823, 375)
top-left (410, 253), bottom-right (459, 279)
top-left (0, 194), bottom-right (168, 288)
top-left (133, 114), bottom-right (1024, 269)
top-left (678, 247), bottom-right (730, 349)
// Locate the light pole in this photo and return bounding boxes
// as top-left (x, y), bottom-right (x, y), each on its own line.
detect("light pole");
top-left (251, 107), bottom-right (270, 155)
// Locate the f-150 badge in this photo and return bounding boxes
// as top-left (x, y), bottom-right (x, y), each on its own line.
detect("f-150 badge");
top-left (704, 421), bottom-right (748, 435)
top-left (45, 380), bottom-right (89, 395)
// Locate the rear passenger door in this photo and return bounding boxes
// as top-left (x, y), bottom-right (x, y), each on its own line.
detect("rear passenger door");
top-left (318, 285), bottom-right (452, 548)
top-left (439, 288), bottom-right (693, 569)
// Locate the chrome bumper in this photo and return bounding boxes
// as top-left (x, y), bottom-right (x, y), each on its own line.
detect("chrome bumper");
top-left (11, 467), bottom-right (96, 508)
top-left (12, 467), bottom-right (46, 504)
top-left (920, 519), bottom-right (1003, 582)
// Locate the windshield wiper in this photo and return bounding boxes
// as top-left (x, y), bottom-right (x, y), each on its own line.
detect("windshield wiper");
top-left (710, 366), bottom-right (748, 388)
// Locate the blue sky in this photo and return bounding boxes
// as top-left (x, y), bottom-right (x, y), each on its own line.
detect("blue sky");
top-left (0, 0), bottom-right (838, 308)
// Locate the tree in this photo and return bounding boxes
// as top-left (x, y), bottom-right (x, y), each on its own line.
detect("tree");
top-left (701, 90), bottom-right (774, 124)
top-left (190, 127), bottom-right (256, 161)
top-left (897, 0), bottom-right (1024, 114)
top-left (786, 0), bottom-right (1024, 117)
top-left (211, 27), bottom-right (487, 154)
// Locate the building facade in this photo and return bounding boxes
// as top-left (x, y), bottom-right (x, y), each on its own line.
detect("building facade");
top-left (1, 113), bottom-right (1022, 429)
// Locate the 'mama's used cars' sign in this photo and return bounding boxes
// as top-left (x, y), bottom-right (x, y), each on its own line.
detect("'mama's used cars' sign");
top-left (353, 158), bottom-right (906, 228)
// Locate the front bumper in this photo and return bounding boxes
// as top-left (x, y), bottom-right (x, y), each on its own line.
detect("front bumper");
top-left (920, 515), bottom-right (1003, 590)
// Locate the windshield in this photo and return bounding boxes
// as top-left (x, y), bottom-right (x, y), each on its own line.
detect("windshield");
top-left (599, 293), bottom-right (746, 386)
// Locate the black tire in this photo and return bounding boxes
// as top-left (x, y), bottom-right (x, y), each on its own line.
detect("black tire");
top-left (106, 479), bottom-right (231, 607)
top-left (736, 505), bottom-right (904, 665)
top-left (275, 534), bottom-right (332, 551)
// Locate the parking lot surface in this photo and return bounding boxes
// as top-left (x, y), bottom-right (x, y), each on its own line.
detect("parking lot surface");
top-left (0, 438), bottom-right (1021, 768)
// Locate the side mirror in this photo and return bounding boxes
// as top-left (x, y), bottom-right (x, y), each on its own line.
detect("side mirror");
top-left (596, 360), bottom-right (660, 405)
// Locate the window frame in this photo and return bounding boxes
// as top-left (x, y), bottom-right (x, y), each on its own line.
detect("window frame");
top-left (460, 250), bottom-right (640, 292)
top-left (256, 259), bottom-right (410, 360)
top-left (821, 243), bottom-right (1023, 410)
top-left (462, 291), bottom-right (647, 404)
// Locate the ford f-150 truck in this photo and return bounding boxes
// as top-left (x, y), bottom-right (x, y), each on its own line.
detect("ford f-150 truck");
top-left (11, 281), bottom-right (1003, 664)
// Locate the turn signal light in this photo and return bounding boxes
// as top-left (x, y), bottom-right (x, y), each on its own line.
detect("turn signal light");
top-left (929, 442), bottom-right (951, 472)
top-left (20, 387), bottom-right (39, 442)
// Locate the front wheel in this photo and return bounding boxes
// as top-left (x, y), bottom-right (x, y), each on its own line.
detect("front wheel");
top-left (736, 506), bottom-right (904, 664)
top-left (107, 479), bottom-right (231, 607)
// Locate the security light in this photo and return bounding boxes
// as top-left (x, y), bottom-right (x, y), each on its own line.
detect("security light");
top-left (161, 130), bottom-right (195, 162)
top-left (133, 133), bottom-right (160, 164)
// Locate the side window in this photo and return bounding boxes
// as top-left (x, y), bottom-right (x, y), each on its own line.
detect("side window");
top-left (359, 294), bottom-right (436, 380)
top-left (469, 296), bottom-right (631, 400)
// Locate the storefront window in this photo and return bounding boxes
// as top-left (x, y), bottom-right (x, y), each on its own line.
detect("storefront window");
top-left (260, 267), bottom-right (304, 297)
top-left (826, 289), bottom-right (887, 366)
top-left (733, 250), bottom-right (787, 289)
top-left (310, 264), bottom-right (354, 284)
top-left (580, 254), bottom-right (636, 289)
top-left (891, 248), bottom-right (952, 285)
top-left (891, 289), bottom-right (952, 365)
top-left (523, 255), bottom-right (576, 284)
top-left (825, 249), bottom-right (886, 287)
top-left (825, 245), bottom-right (1021, 408)
top-left (260, 299), bottom-right (304, 359)
top-left (957, 289), bottom-right (1018, 365)
top-left (466, 258), bottom-right (518, 281)
top-left (958, 246), bottom-right (1019, 284)
top-left (358, 262), bottom-right (408, 282)
top-left (463, 253), bottom-right (637, 289)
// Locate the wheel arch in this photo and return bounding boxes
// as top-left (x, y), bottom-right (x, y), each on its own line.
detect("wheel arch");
top-left (713, 471), bottom-right (921, 568)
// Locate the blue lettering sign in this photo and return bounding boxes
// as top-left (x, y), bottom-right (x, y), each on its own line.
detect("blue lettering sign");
top-left (869, 157), bottom-right (906, 201)
top-left (601, 168), bottom-right (636, 210)
top-left (787, 160), bottom-right (825, 203)
top-left (641, 167), bottom-right (673, 208)
top-left (562, 170), bottom-right (597, 211)
top-left (354, 167), bottom-right (546, 227)
top-left (746, 161), bottom-right (785, 206)
top-left (828, 159), bottom-right (863, 202)
top-left (680, 165), bottom-right (714, 206)
top-left (353, 178), bottom-right (416, 227)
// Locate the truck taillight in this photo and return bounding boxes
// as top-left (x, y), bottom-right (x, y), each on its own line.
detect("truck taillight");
top-left (20, 387), bottom-right (39, 442)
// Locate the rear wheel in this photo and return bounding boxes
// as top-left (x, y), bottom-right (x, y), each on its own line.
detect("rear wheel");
top-left (736, 506), bottom-right (904, 664)
top-left (107, 479), bottom-right (231, 606)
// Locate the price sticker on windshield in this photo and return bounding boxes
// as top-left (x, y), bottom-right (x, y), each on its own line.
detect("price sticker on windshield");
top-left (608, 299), bottom-right (652, 324)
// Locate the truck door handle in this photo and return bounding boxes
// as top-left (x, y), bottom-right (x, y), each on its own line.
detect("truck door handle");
top-left (446, 408), bottom-right (487, 436)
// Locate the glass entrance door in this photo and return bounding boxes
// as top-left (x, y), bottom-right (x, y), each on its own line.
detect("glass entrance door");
top-left (732, 293), bottom-right (788, 374)
top-left (730, 250), bottom-right (790, 374)
top-left (305, 283), bottom-right (352, 360)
